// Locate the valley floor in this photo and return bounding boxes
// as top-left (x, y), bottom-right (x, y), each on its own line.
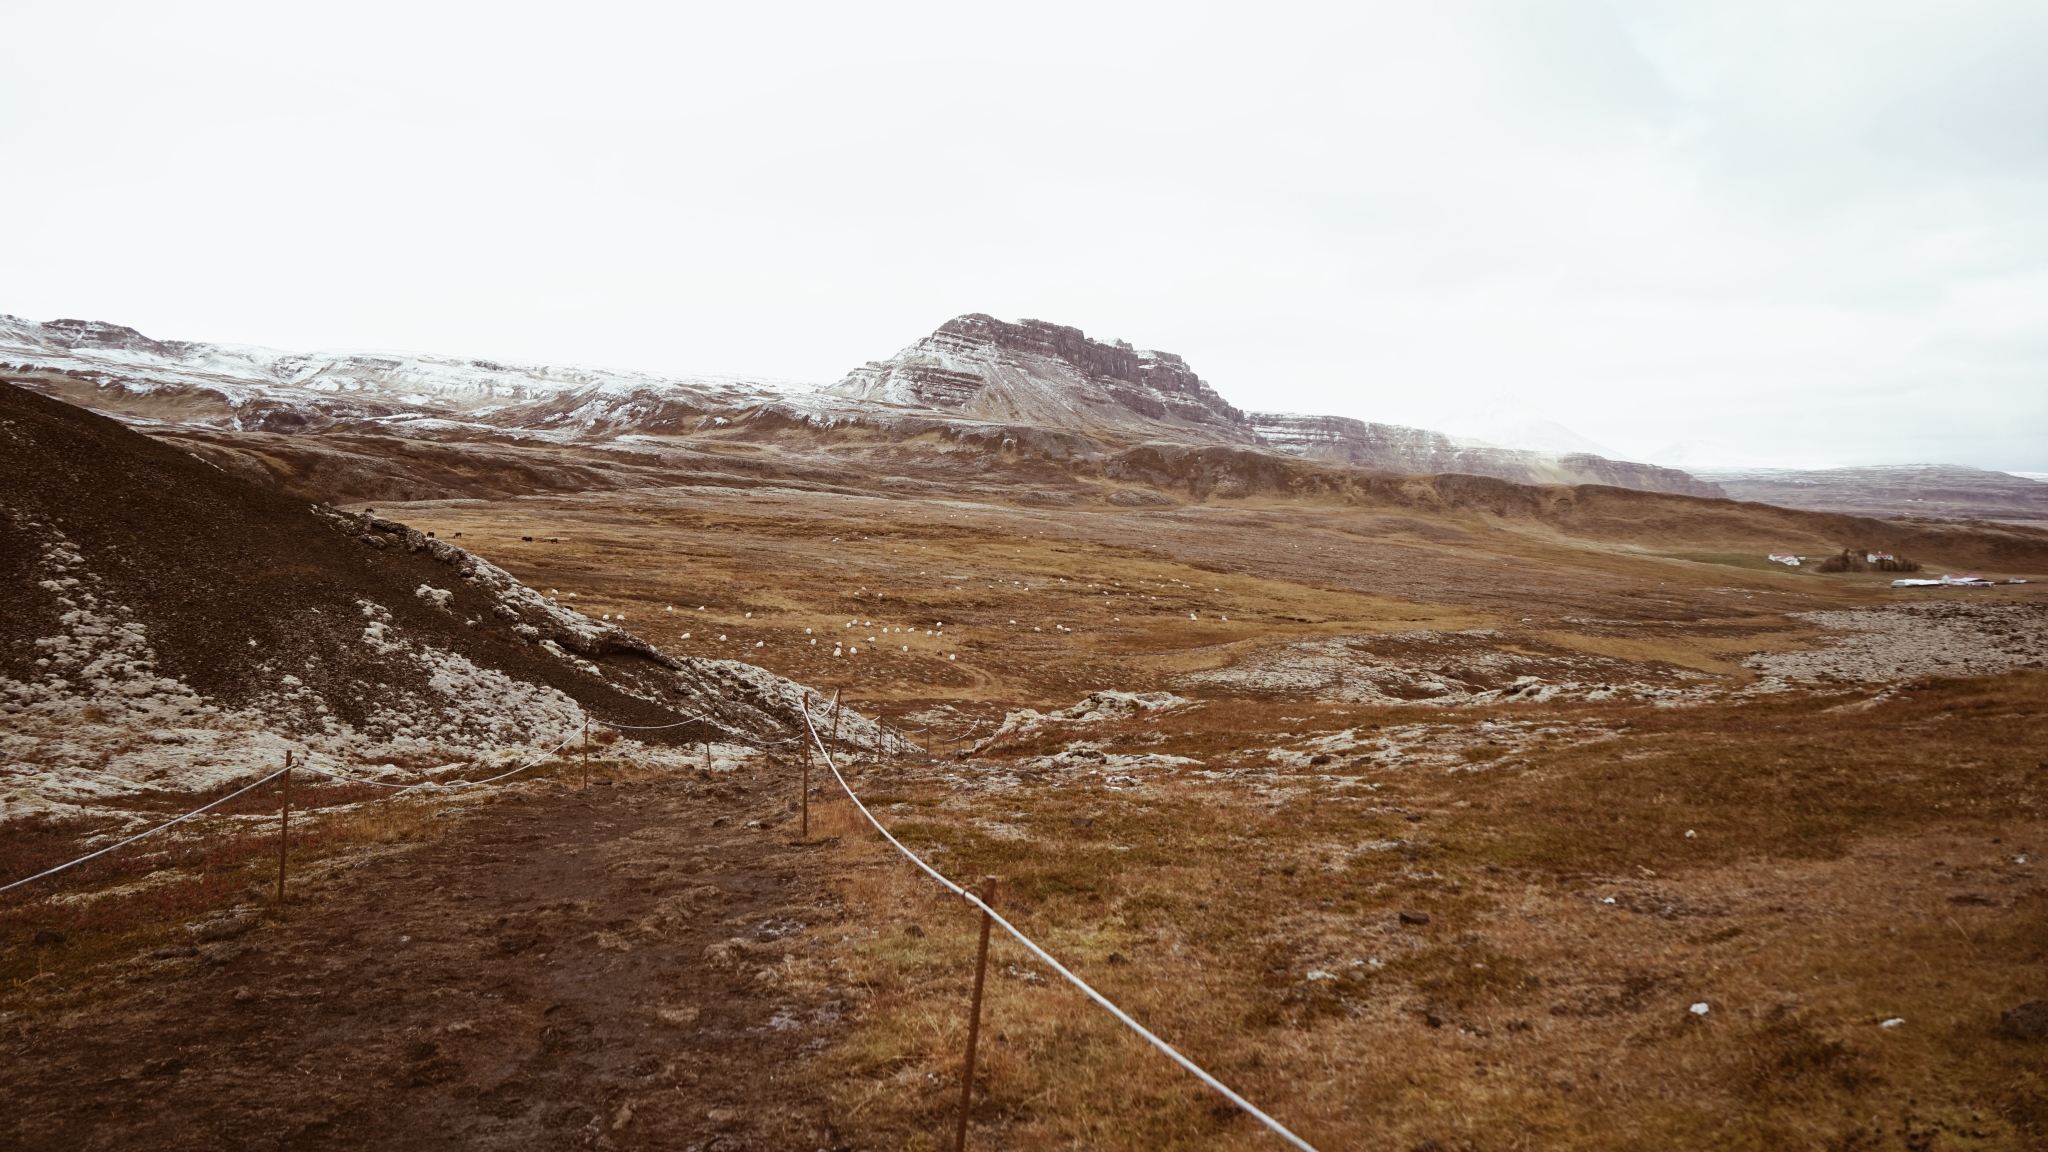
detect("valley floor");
top-left (6, 483), bottom-right (2047, 1150)
top-left (3, 765), bottom-right (843, 1151)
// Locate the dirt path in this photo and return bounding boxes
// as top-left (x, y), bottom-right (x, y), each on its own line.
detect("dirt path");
top-left (3, 769), bottom-right (848, 1151)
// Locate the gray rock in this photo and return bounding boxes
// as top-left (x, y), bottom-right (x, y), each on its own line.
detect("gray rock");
top-left (187, 913), bottom-right (258, 942)
top-left (2000, 999), bottom-right (2048, 1040)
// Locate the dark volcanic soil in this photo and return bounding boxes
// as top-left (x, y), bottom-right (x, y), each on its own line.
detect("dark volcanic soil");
top-left (2, 768), bottom-right (847, 1151)
top-left (0, 380), bottom-right (707, 737)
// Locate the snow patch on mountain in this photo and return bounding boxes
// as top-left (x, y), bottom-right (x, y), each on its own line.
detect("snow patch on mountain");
top-left (0, 314), bottom-right (803, 434)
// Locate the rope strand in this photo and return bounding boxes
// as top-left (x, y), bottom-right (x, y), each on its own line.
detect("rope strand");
top-left (797, 695), bottom-right (1321, 1152)
top-left (1, 765), bottom-right (292, 894)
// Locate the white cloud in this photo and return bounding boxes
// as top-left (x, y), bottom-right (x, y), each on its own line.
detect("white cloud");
top-left (1, 0), bottom-right (2042, 469)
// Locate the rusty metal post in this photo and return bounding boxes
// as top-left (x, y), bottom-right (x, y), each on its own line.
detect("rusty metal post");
top-left (275, 751), bottom-right (292, 904)
top-left (954, 877), bottom-right (998, 1152)
top-left (800, 738), bottom-right (810, 841)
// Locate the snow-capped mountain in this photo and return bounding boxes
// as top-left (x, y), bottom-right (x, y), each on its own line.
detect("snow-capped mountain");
top-left (0, 314), bottom-right (795, 436)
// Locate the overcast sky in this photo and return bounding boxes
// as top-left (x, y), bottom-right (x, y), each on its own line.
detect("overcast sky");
top-left (5, 1), bottom-right (2045, 470)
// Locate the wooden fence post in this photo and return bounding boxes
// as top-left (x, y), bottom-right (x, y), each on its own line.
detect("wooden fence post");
top-left (954, 877), bottom-right (999, 1152)
top-left (275, 751), bottom-right (292, 904)
top-left (800, 738), bottom-right (810, 842)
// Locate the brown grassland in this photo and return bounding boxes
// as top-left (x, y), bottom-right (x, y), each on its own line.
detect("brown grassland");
top-left (6, 478), bottom-right (2046, 1150)
top-left (396, 484), bottom-right (2048, 1149)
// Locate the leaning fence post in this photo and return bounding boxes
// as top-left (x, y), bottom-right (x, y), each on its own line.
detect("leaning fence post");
top-left (275, 751), bottom-right (293, 904)
top-left (954, 876), bottom-right (999, 1152)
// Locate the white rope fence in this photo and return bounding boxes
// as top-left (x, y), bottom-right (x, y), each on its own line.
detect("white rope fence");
top-left (2, 730), bottom-right (585, 895)
top-left (0, 765), bottom-right (292, 894)
top-left (5, 706), bottom-right (832, 900)
top-left (798, 695), bottom-right (1322, 1152)
top-left (7, 688), bottom-right (1321, 1146)
top-left (2, 705), bottom-right (827, 899)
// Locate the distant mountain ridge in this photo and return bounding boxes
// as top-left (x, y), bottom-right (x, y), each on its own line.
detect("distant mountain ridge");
top-left (0, 313), bottom-right (790, 435)
top-left (4, 311), bottom-right (1720, 499)
top-left (1248, 412), bottom-right (1723, 498)
top-left (1697, 464), bottom-right (2048, 522)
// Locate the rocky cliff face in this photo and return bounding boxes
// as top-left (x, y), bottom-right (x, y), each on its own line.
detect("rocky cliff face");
top-left (825, 314), bottom-right (1256, 443)
top-left (1250, 412), bottom-right (1726, 498)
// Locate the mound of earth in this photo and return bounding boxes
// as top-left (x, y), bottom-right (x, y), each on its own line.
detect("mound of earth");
top-left (0, 383), bottom-right (874, 818)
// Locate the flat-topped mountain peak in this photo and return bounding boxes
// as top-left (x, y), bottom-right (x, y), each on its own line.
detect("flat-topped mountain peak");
top-left (825, 313), bottom-right (1254, 442)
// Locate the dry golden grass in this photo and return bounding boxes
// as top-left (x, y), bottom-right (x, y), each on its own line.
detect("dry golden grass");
top-left (332, 485), bottom-right (2048, 1148)
top-left (382, 485), bottom-right (1949, 716)
top-left (1, 786), bottom-right (495, 1008)
top-left (795, 675), bottom-right (2048, 1150)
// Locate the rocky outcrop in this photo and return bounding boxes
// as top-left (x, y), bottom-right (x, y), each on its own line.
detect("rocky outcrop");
top-left (1250, 412), bottom-right (1724, 498)
top-left (825, 313), bottom-right (1256, 443)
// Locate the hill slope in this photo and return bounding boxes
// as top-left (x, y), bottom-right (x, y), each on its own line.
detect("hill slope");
top-left (0, 382), bottom-right (870, 816)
